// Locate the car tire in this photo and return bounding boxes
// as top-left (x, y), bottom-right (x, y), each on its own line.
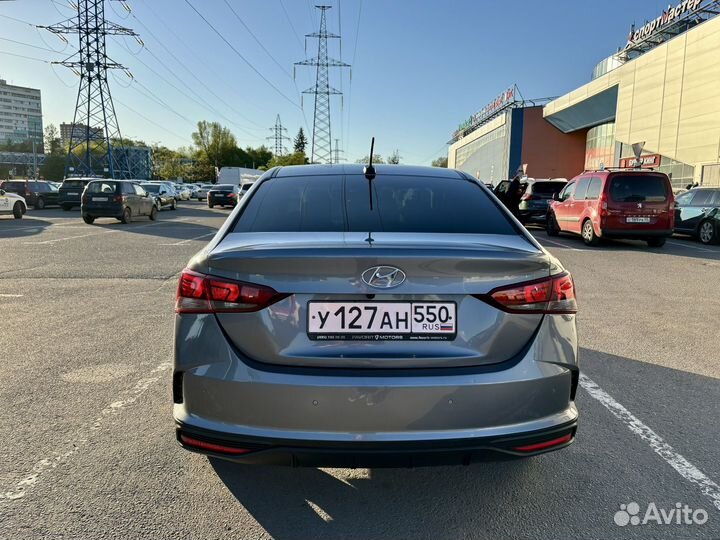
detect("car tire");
top-left (171, 199), bottom-right (177, 211)
top-left (149, 205), bottom-right (158, 221)
top-left (12, 202), bottom-right (23, 219)
top-left (581, 219), bottom-right (600, 246)
top-left (546, 212), bottom-right (560, 236)
top-left (82, 214), bottom-right (95, 224)
top-left (121, 207), bottom-right (132, 224)
top-left (647, 238), bottom-right (666, 248)
top-left (698, 220), bottom-right (717, 245)
top-left (62, 204), bottom-right (72, 211)
top-left (208, 203), bottom-right (214, 209)
top-left (35, 197), bottom-right (45, 210)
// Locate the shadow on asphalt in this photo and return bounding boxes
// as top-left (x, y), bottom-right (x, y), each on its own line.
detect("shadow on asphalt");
top-left (0, 217), bottom-right (54, 238)
top-left (87, 218), bottom-right (219, 242)
top-left (209, 457), bottom-right (534, 540)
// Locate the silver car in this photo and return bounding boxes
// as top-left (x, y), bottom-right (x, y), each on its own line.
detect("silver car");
top-left (173, 164), bottom-right (579, 467)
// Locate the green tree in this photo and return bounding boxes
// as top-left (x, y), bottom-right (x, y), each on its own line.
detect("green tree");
top-left (40, 154), bottom-right (65, 181)
top-left (431, 156), bottom-right (448, 168)
top-left (191, 121), bottom-right (237, 168)
top-left (355, 154), bottom-right (385, 164)
top-left (44, 124), bottom-right (62, 155)
top-left (266, 151), bottom-right (309, 168)
top-left (293, 127), bottom-right (307, 153)
top-left (245, 145), bottom-right (273, 169)
top-left (387, 149), bottom-right (401, 164)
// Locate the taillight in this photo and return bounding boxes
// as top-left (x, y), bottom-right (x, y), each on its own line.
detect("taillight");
top-left (228, 193), bottom-right (236, 198)
top-left (113, 195), bottom-right (125, 203)
top-left (599, 193), bottom-right (608, 217)
top-left (478, 272), bottom-right (577, 314)
top-left (175, 269), bottom-right (287, 313)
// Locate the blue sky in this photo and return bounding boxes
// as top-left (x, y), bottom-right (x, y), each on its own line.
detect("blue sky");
top-left (0, 0), bottom-right (670, 164)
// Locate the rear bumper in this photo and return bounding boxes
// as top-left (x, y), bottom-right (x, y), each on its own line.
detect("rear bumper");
top-left (173, 314), bottom-right (579, 465)
top-left (176, 419), bottom-right (578, 467)
top-left (600, 228), bottom-right (672, 239)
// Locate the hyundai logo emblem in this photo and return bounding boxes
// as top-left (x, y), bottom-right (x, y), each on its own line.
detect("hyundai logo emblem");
top-left (362, 266), bottom-right (406, 289)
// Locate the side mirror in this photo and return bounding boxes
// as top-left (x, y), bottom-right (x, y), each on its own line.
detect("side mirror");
top-left (553, 192), bottom-right (561, 201)
top-left (0, 189), bottom-right (4, 196)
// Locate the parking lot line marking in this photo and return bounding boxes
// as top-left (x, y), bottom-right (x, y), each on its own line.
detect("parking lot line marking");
top-left (666, 240), bottom-right (717, 253)
top-left (158, 232), bottom-right (216, 246)
top-left (0, 294), bottom-right (23, 297)
top-left (535, 237), bottom-right (585, 252)
top-left (0, 361), bottom-right (172, 502)
top-left (580, 373), bottom-right (720, 512)
top-left (21, 230), bottom-right (118, 245)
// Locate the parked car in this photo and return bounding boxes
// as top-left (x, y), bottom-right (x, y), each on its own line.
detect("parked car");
top-left (547, 169), bottom-right (674, 247)
top-left (0, 188), bottom-right (27, 219)
top-left (207, 184), bottom-right (240, 208)
top-left (195, 184), bottom-right (214, 201)
top-left (81, 180), bottom-right (157, 224)
top-left (673, 187), bottom-right (720, 244)
top-left (173, 164), bottom-right (579, 466)
top-left (140, 182), bottom-right (177, 211)
top-left (518, 179), bottom-right (567, 224)
top-left (174, 184), bottom-right (192, 201)
top-left (0, 180), bottom-right (60, 209)
top-left (59, 177), bottom-right (94, 210)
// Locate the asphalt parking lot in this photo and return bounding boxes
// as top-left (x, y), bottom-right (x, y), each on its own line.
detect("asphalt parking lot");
top-left (1, 201), bottom-right (719, 540)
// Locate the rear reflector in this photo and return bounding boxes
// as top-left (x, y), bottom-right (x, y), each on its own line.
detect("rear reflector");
top-left (512, 433), bottom-right (572, 452)
top-left (479, 272), bottom-right (577, 314)
top-left (179, 434), bottom-right (252, 455)
top-left (176, 269), bottom-right (287, 313)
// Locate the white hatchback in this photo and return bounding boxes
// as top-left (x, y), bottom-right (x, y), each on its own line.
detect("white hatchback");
top-left (0, 189), bottom-right (27, 219)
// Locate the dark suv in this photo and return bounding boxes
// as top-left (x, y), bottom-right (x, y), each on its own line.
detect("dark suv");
top-left (59, 178), bottom-right (93, 210)
top-left (518, 179), bottom-right (567, 224)
top-left (0, 180), bottom-right (60, 209)
top-left (674, 187), bottom-right (720, 244)
top-left (81, 180), bottom-right (157, 224)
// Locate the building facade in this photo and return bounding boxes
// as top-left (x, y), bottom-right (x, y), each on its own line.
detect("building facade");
top-left (448, 87), bottom-right (586, 184)
top-left (544, 0), bottom-right (720, 187)
top-left (60, 122), bottom-right (104, 148)
top-left (0, 79), bottom-right (43, 151)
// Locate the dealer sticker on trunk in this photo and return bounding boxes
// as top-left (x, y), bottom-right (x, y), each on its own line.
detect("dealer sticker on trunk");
top-left (307, 301), bottom-right (456, 341)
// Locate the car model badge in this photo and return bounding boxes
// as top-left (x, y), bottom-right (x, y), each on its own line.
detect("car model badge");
top-left (362, 266), bottom-right (406, 289)
top-left (637, 203), bottom-right (643, 209)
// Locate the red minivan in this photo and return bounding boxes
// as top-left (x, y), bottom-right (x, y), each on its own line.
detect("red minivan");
top-left (546, 169), bottom-right (674, 247)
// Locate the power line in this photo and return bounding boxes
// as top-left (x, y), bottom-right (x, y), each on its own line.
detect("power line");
top-left (114, 97), bottom-right (189, 144)
top-left (183, 0), bottom-right (301, 109)
top-left (221, 0), bottom-right (291, 79)
top-left (345, 0), bottom-right (363, 153)
top-left (0, 50), bottom-right (54, 63)
top-left (0, 36), bottom-right (58, 53)
top-left (128, 0), bottom-right (267, 128)
top-left (110, 36), bottom-right (259, 141)
top-left (278, 0), bottom-right (304, 49)
top-left (0, 13), bottom-right (34, 26)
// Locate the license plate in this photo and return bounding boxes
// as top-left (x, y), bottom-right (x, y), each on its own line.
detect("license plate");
top-left (92, 197), bottom-right (107, 202)
top-left (307, 302), bottom-right (456, 341)
top-left (626, 216), bottom-right (651, 223)
top-left (68, 192), bottom-right (78, 196)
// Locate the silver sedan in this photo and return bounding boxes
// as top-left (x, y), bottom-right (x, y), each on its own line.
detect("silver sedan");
top-left (173, 164), bottom-right (579, 467)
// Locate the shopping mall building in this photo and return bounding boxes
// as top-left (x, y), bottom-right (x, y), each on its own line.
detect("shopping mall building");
top-left (449, 0), bottom-right (720, 188)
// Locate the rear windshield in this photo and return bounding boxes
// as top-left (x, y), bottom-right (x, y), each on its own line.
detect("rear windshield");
top-left (212, 184), bottom-right (234, 190)
top-left (87, 182), bottom-right (119, 194)
top-left (609, 175), bottom-right (668, 202)
top-left (61, 180), bottom-right (88, 188)
top-left (141, 184), bottom-right (159, 193)
top-left (531, 182), bottom-right (566, 195)
top-left (232, 175), bottom-right (516, 235)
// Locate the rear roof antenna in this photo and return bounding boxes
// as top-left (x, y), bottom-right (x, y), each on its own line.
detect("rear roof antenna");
top-left (364, 137), bottom-right (376, 210)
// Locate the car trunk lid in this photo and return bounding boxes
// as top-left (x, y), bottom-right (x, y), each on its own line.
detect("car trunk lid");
top-left (198, 232), bottom-right (551, 368)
